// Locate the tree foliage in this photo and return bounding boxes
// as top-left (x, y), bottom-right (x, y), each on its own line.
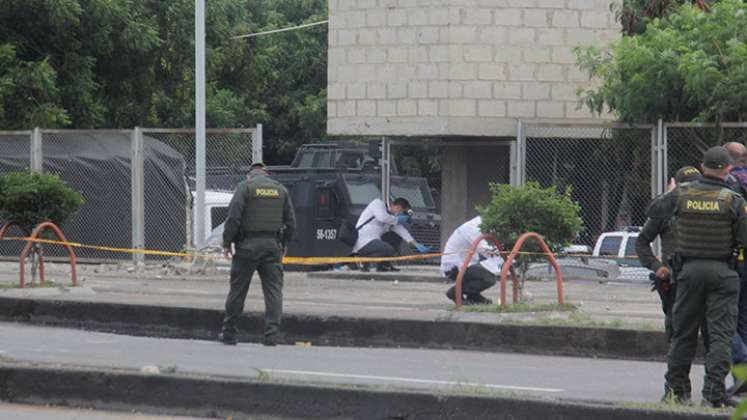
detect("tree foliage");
top-left (577, 0), bottom-right (747, 123)
top-left (0, 171), bottom-right (84, 234)
top-left (613, 0), bottom-right (713, 35)
top-left (478, 182), bottom-right (584, 257)
top-left (0, 0), bottom-right (327, 163)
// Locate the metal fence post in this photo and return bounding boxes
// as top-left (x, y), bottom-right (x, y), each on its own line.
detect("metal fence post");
top-left (131, 127), bottom-right (145, 265)
top-left (381, 137), bottom-right (391, 201)
top-left (252, 123), bottom-right (263, 163)
top-left (511, 120), bottom-right (526, 187)
top-left (662, 121), bottom-right (668, 192)
top-left (30, 127), bottom-right (42, 172)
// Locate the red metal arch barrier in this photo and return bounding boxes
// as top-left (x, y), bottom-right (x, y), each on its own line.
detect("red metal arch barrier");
top-left (454, 234), bottom-right (518, 309)
top-left (499, 232), bottom-right (564, 309)
top-left (0, 221), bottom-right (22, 241)
top-left (18, 222), bottom-right (77, 289)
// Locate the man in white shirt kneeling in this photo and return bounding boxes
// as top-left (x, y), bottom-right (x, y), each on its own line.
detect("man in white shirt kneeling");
top-left (441, 216), bottom-right (503, 305)
top-left (353, 197), bottom-right (430, 272)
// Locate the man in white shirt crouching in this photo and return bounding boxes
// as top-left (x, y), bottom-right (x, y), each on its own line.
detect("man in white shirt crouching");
top-left (353, 197), bottom-right (430, 272)
top-left (441, 216), bottom-right (503, 305)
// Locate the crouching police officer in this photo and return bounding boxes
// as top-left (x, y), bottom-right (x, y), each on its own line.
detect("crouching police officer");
top-left (219, 162), bottom-right (296, 346)
top-left (657, 147), bottom-right (747, 407)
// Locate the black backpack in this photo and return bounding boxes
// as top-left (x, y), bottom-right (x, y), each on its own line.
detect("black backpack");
top-left (337, 216), bottom-right (375, 247)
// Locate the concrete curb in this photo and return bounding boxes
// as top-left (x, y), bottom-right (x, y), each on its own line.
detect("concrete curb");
top-left (0, 364), bottom-right (721, 420)
top-left (0, 296), bottom-right (669, 360)
top-left (306, 270), bottom-right (445, 283)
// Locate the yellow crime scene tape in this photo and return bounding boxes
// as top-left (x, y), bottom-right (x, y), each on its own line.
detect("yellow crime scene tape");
top-left (0, 236), bottom-right (647, 265)
top-left (0, 236), bottom-right (445, 265)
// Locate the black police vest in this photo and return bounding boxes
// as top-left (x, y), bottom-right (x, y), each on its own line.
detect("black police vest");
top-left (241, 178), bottom-right (285, 233)
top-left (674, 185), bottom-right (734, 259)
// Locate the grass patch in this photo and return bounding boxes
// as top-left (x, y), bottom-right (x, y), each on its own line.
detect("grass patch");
top-left (617, 400), bottom-right (731, 415)
top-left (508, 312), bottom-right (660, 330)
top-left (459, 302), bottom-right (578, 313)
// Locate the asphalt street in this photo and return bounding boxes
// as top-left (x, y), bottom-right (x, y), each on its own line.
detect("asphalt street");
top-left (0, 322), bottom-right (708, 404)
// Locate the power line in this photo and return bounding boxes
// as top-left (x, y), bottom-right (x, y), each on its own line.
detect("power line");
top-left (231, 20), bottom-right (328, 40)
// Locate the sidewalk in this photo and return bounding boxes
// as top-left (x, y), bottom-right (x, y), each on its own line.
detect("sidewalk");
top-left (0, 262), bottom-right (665, 328)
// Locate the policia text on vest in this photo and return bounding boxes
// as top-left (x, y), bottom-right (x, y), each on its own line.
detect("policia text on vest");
top-left (218, 167), bottom-right (297, 347)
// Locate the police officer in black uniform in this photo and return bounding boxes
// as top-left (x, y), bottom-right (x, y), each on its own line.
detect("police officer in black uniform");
top-left (219, 162), bottom-right (296, 346)
top-left (653, 147), bottom-right (747, 407)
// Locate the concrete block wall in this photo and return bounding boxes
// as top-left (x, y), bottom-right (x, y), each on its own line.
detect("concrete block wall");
top-left (327, 0), bottom-right (620, 137)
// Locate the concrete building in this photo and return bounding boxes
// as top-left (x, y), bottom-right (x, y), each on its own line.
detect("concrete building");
top-left (327, 0), bottom-right (620, 242)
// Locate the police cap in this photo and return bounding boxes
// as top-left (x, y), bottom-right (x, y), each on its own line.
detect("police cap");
top-left (703, 146), bottom-right (731, 169)
top-left (250, 162), bottom-right (267, 170)
top-left (674, 166), bottom-right (700, 184)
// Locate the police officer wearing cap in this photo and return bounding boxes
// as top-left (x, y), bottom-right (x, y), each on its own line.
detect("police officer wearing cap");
top-left (636, 165), bottom-right (701, 341)
top-left (652, 146), bottom-right (747, 407)
top-left (219, 162), bottom-right (296, 346)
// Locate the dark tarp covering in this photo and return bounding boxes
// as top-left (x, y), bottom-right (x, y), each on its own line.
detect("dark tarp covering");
top-left (0, 132), bottom-right (186, 261)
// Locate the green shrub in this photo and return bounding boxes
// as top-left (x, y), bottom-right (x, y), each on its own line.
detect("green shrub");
top-left (479, 182), bottom-right (583, 259)
top-left (0, 171), bottom-right (84, 234)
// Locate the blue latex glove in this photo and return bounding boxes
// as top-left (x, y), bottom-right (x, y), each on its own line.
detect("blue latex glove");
top-left (395, 214), bottom-right (410, 225)
top-left (415, 243), bottom-right (431, 253)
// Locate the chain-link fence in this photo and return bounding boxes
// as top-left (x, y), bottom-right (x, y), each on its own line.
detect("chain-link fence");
top-left (665, 123), bottom-right (747, 182)
top-left (141, 128), bottom-right (259, 255)
top-left (0, 131), bottom-right (33, 258)
top-left (0, 127), bottom-right (261, 263)
top-left (522, 124), bottom-right (655, 248)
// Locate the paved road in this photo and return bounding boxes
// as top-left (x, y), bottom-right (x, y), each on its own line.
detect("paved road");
top-left (0, 322), bottom-right (708, 404)
top-left (0, 402), bottom-right (202, 419)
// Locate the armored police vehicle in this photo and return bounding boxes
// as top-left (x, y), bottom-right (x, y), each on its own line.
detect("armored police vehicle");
top-left (200, 142), bottom-right (441, 267)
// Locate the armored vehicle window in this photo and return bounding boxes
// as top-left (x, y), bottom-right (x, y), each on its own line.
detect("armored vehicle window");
top-left (335, 151), bottom-right (364, 169)
top-left (599, 236), bottom-right (622, 256)
top-left (346, 182), bottom-right (381, 205)
top-left (316, 188), bottom-right (337, 218)
top-left (390, 184), bottom-right (428, 208)
top-left (296, 150), bottom-right (333, 168)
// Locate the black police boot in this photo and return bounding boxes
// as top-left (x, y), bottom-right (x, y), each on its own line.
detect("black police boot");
top-left (263, 335), bottom-right (280, 347)
top-left (701, 396), bottom-right (739, 408)
top-left (218, 333), bottom-right (237, 346)
top-left (660, 389), bottom-right (691, 405)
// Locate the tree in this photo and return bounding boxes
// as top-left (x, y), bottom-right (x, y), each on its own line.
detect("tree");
top-left (479, 182), bottom-right (583, 255)
top-left (613, 0), bottom-right (713, 35)
top-left (577, 0), bottom-right (747, 124)
top-left (0, 0), bottom-right (328, 164)
top-left (0, 171), bottom-right (84, 234)
top-left (478, 182), bottom-right (583, 298)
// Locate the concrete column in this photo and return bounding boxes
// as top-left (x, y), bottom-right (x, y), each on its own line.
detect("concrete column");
top-left (466, 145), bottom-right (511, 214)
top-left (440, 146), bottom-right (469, 246)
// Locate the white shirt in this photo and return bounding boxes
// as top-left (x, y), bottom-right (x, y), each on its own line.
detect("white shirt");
top-left (440, 216), bottom-right (503, 276)
top-left (352, 199), bottom-right (414, 253)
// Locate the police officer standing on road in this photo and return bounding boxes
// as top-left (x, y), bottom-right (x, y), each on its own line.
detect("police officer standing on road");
top-left (635, 166), bottom-right (701, 341)
top-left (219, 162), bottom-right (296, 347)
top-left (655, 147), bottom-right (747, 407)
